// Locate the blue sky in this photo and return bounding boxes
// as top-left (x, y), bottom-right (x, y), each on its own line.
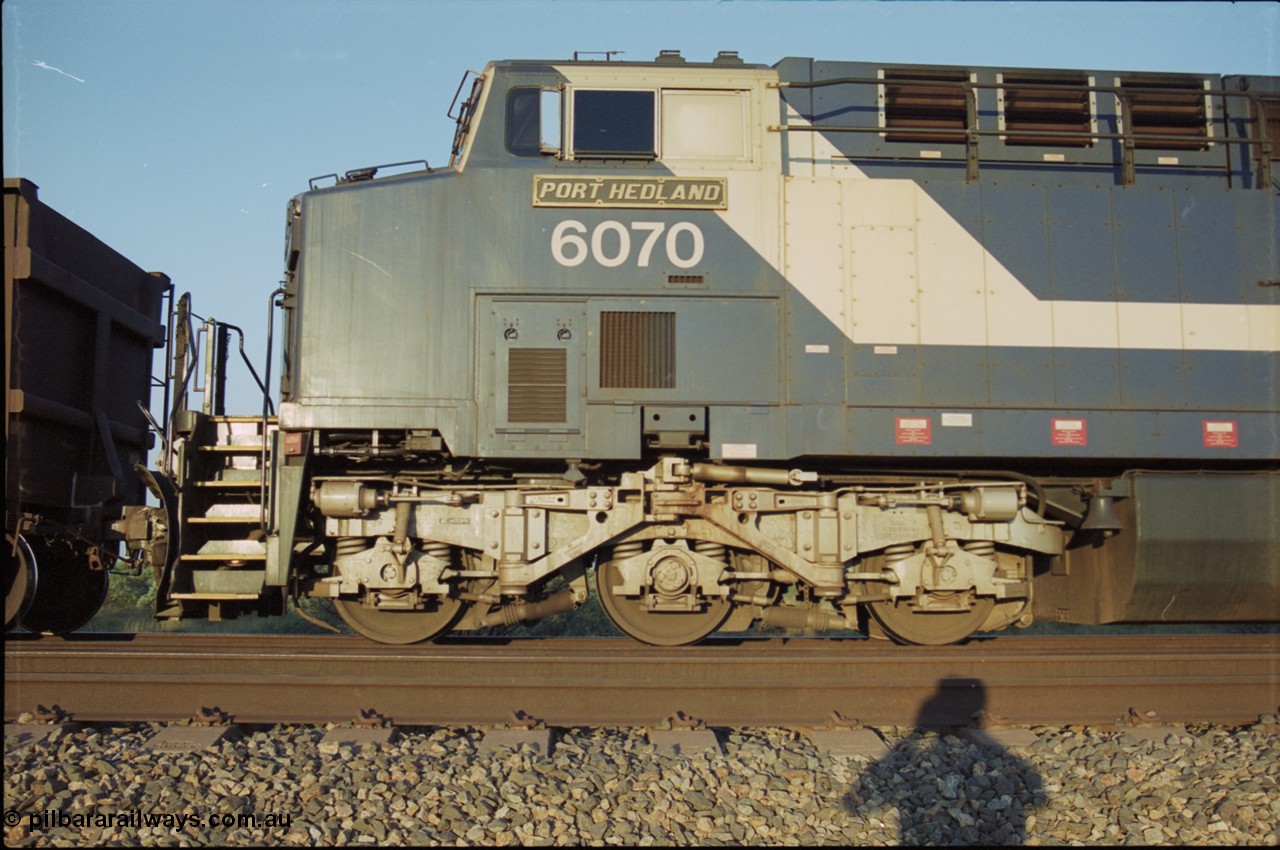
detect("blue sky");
top-left (4, 0), bottom-right (1277, 414)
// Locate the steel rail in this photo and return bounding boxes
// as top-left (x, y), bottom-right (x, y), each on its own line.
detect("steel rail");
top-left (5, 634), bottom-right (1277, 728)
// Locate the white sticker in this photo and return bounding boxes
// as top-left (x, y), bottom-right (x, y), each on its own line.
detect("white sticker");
top-left (1157, 156), bottom-right (1179, 166)
top-left (721, 443), bottom-right (758, 459)
top-left (873, 345), bottom-right (898, 355)
top-left (805, 344), bottom-right (830, 354)
top-left (1042, 153), bottom-right (1065, 162)
top-left (941, 412), bottom-right (973, 427)
top-left (920, 150), bottom-right (942, 159)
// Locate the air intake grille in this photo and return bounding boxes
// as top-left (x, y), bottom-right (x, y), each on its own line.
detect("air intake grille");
top-left (883, 71), bottom-right (969, 144)
top-left (1002, 75), bottom-right (1092, 147)
top-left (508, 348), bottom-right (567, 423)
top-left (1121, 78), bottom-right (1209, 150)
top-left (1260, 97), bottom-right (1280, 162)
top-left (600, 311), bottom-right (676, 389)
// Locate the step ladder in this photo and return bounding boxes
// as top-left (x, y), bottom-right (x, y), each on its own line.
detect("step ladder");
top-left (167, 415), bottom-right (277, 614)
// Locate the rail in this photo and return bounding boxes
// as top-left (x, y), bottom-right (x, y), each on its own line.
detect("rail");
top-left (769, 76), bottom-right (1274, 188)
top-left (5, 634), bottom-right (1278, 727)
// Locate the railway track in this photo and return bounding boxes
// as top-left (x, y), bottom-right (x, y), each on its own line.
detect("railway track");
top-left (5, 633), bottom-right (1278, 728)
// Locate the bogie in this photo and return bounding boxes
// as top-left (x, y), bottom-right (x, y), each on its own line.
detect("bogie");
top-left (286, 457), bottom-right (1053, 645)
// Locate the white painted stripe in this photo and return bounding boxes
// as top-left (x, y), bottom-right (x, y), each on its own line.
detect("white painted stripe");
top-left (552, 65), bottom-right (1280, 354)
top-left (772, 111), bottom-right (1280, 352)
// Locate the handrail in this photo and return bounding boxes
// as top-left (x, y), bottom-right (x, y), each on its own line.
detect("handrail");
top-left (260, 286), bottom-right (287, 534)
top-left (448, 71), bottom-right (486, 167)
top-left (237, 323), bottom-right (273, 413)
top-left (768, 76), bottom-right (1274, 188)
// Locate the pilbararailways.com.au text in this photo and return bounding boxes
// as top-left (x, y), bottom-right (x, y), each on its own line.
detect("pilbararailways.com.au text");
top-left (7, 809), bottom-right (293, 831)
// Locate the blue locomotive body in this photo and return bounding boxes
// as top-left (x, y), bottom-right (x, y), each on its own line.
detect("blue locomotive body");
top-left (283, 58), bottom-right (1276, 466)
top-left (128, 54), bottom-right (1279, 644)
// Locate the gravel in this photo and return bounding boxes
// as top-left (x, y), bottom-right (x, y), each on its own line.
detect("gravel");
top-left (5, 719), bottom-right (1277, 846)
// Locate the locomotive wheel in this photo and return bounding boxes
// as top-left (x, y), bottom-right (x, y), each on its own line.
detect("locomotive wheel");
top-left (868, 593), bottom-right (996, 646)
top-left (19, 539), bottom-right (110, 635)
top-left (333, 592), bottom-right (466, 645)
top-left (596, 559), bottom-right (731, 646)
top-left (5, 534), bottom-right (37, 631)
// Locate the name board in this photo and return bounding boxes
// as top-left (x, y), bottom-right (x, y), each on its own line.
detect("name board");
top-left (533, 176), bottom-right (727, 210)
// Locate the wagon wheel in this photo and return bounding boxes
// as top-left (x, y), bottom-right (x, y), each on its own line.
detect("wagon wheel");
top-left (19, 538), bottom-right (110, 635)
top-left (333, 590), bottom-right (467, 645)
top-left (596, 558), bottom-right (731, 647)
top-left (5, 533), bottom-right (37, 631)
top-left (867, 592), bottom-right (996, 646)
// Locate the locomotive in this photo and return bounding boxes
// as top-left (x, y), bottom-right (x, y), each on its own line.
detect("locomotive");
top-left (16, 51), bottom-right (1280, 646)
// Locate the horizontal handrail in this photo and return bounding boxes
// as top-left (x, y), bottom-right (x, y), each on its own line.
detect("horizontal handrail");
top-left (768, 75), bottom-right (1274, 187)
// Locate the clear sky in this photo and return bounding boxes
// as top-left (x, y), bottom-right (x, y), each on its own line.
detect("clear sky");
top-left (4, 0), bottom-right (1277, 414)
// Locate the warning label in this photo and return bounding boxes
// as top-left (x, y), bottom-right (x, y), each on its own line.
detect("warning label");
top-left (1051, 418), bottom-right (1087, 447)
top-left (896, 417), bottom-right (932, 445)
top-left (1202, 420), bottom-right (1239, 448)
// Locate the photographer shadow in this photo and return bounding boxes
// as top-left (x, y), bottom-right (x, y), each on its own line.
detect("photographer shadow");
top-left (844, 678), bottom-right (1046, 845)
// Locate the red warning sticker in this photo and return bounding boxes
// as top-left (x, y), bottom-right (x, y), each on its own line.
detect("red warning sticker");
top-left (1051, 418), bottom-right (1087, 447)
top-left (1202, 420), bottom-right (1238, 448)
top-left (896, 417), bottom-right (932, 445)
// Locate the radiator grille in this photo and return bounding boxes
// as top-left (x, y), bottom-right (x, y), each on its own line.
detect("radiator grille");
top-left (600, 311), bottom-right (676, 389)
top-left (508, 348), bottom-right (567, 423)
top-left (884, 70), bottom-right (969, 144)
top-left (1002, 74), bottom-right (1092, 147)
top-left (1261, 97), bottom-right (1280, 162)
top-left (1121, 78), bottom-right (1209, 151)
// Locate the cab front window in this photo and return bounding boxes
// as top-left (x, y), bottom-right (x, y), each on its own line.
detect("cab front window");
top-left (506, 88), bottom-right (562, 158)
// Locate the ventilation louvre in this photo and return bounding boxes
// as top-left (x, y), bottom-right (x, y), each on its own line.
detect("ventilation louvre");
top-left (1003, 75), bottom-right (1092, 147)
top-left (1256, 97), bottom-right (1279, 162)
top-left (508, 348), bottom-right (567, 423)
top-left (883, 71), bottom-right (969, 144)
top-left (600, 311), bottom-right (676, 389)
top-left (1122, 78), bottom-right (1209, 150)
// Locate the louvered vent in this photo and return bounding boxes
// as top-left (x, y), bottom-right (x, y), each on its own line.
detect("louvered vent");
top-left (884, 70), bottom-right (969, 144)
top-left (600, 311), bottom-right (676, 389)
top-left (1256, 97), bottom-right (1279, 162)
top-left (1121, 78), bottom-right (1209, 150)
top-left (1002, 75), bottom-right (1092, 147)
top-left (508, 348), bottom-right (567, 423)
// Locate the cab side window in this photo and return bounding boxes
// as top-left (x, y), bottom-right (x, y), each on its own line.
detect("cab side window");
top-left (573, 90), bottom-right (656, 158)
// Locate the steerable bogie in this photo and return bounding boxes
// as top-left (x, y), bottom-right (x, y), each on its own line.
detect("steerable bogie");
top-left (291, 455), bottom-right (1055, 645)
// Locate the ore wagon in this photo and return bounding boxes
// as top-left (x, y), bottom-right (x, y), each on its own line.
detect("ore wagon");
top-left (5, 178), bottom-right (168, 633)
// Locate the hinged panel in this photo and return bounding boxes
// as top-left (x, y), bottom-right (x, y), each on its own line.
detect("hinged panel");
top-left (477, 297), bottom-right (587, 456)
